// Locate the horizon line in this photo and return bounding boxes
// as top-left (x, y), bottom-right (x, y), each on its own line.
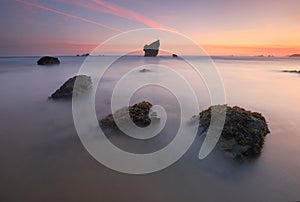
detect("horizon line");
top-left (0, 53), bottom-right (298, 58)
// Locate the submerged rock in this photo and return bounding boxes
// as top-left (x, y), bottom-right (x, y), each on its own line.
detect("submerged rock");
top-left (51, 75), bottom-right (92, 99)
top-left (37, 56), bottom-right (60, 65)
top-left (143, 40), bottom-right (160, 57)
top-left (100, 101), bottom-right (158, 128)
top-left (198, 105), bottom-right (270, 159)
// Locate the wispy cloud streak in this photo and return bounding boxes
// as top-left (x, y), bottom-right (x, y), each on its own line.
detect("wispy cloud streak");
top-left (59, 0), bottom-right (175, 31)
top-left (16, 0), bottom-right (123, 33)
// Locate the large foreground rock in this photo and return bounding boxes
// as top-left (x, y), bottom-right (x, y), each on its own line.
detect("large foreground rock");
top-left (100, 101), bottom-right (158, 128)
top-left (51, 75), bottom-right (92, 99)
top-left (143, 40), bottom-right (160, 57)
top-left (37, 56), bottom-right (60, 65)
top-left (198, 105), bottom-right (270, 159)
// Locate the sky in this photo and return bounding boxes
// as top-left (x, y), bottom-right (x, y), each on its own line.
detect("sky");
top-left (1, 0), bottom-right (300, 56)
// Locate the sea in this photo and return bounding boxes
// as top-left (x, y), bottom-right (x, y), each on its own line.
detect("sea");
top-left (1, 55), bottom-right (300, 201)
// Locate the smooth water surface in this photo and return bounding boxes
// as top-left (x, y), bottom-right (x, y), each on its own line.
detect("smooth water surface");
top-left (1, 56), bottom-right (300, 201)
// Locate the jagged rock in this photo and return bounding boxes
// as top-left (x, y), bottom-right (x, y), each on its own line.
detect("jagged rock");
top-left (143, 40), bottom-right (160, 57)
top-left (37, 56), bottom-right (60, 65)
top-left (100, 101), bottom-right (159, 128)
top-left (198, 105), bottom-right (270, 159)
top-left (51, 75), bottom-right (92, 99)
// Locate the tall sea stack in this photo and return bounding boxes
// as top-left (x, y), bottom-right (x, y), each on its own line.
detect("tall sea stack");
top-left (143, 40), bottom-right (160, 57)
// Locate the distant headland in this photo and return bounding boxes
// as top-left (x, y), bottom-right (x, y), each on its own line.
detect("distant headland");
top-left (289, 54), bottom-right (300, 57)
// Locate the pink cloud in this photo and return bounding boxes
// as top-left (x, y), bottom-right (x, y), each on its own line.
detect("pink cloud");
top-left (58, 0), bottom-right (175, 31)
top-left (16, 0), bottom-right (123, 33)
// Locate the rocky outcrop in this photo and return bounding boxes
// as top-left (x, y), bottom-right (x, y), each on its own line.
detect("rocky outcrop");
top-left (100, 101), bottom-right (158, 128)
top-left (51, 75), bottom-right (92, 99)
top-left (37, 56), bottom-right (60, 65)
top-left (198, 105), bottom-right (270, 159)
top-left (143, 40), bottom-right (160, 57)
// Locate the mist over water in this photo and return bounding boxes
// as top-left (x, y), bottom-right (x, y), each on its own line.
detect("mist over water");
top-left (1, 56), bottom-right (300, 201)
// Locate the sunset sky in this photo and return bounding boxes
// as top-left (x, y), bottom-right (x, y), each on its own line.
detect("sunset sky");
top-left (1, 0), bottom-right (300, 56)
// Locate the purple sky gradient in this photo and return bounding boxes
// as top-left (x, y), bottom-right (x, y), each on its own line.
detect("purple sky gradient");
top-left (1, 0), bottom-right (300, 56)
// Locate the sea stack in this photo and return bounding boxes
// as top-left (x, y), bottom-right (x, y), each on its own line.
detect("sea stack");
top-left (143, 40), bottom-right (160, 57)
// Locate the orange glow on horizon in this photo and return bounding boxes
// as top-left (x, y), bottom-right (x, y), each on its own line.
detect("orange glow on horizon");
top-left (52, 42), bottom-right (300, 56)
top-left (202, 45), bottom-right (300, 56)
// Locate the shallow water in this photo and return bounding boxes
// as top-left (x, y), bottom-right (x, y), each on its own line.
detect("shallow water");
top-left (1, 56), bottom-right (300, 201)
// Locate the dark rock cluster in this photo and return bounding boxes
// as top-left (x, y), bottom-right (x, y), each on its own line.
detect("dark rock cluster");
top-left (37, 56), bottom-right (60, 65)
top-left (99, 101), bottom-right (270, 159)
top-left (198, 105), bottom-right (270, 159)
top-left (100, 101), bottom-right (153, 128)
top-left (76, 53), bottom-right (90, 57)
top-left (51, 75), bottom-right (92, 99)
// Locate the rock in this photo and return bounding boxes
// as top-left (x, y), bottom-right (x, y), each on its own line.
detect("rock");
top-left (172, 54), bottom-right (178, 57)
top-left (282, 70), bottom-right (300, 74)
top-left (289, 54), bottom-right (300, 57)
top-left (100, 101), bottom-right (157, 128)
top-left (139, 68), bottom-right (151, 73)
top-left (198, 105), bottom-right (270, 159)
top-left (76, 53), bottom-right (90, 57)
top-left (51, 75), bottom-right (92, 99)
top-left (37, 56), bottom-right (60, 65)
top-left (143, 40), bottom-right (160, 57)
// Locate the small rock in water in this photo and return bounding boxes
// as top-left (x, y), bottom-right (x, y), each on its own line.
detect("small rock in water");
top-left (139, 68), bottom-right (151, 73)
top-left (198, 105), bottom-right (270, 159)
top-left (37, 56), bottom-right (60, 65)
top-left (100, 101), bottom-right (156, 128)
top-left (50, 75), bottom-right (92, 99)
